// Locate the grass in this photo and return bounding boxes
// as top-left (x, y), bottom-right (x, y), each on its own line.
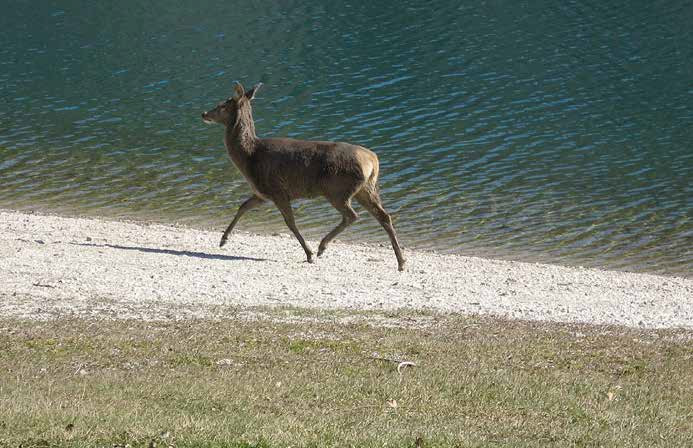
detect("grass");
top-left (1, 309), bottom-right (692, 447)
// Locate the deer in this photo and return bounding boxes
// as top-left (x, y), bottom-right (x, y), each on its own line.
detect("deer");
top-left (201, 82), bottom-right (406, 271)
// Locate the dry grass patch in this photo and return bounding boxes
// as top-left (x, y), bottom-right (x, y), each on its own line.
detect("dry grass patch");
top-left (1, 310), bottom-right (692, 447)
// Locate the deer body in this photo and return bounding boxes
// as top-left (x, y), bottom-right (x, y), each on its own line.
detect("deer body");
top-left (227, 137), bottom-right (377, 200)
top-left (203, 82), bottom-right (406, 271)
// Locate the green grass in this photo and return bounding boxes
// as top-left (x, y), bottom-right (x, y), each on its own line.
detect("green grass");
top-left (1, 309), bottom-right (692, 447)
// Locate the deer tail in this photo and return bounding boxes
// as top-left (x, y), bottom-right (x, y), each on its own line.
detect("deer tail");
top-left (367, 152), bottom-right (380, 192)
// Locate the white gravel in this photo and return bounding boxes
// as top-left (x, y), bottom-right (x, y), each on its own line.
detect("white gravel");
top-left (1, 209), bottom-right (691, 328)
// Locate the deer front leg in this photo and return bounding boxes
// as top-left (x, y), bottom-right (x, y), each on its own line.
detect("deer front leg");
top-left (220, 195), bottom-right (265, 247)
top-left (274, 199), bottom-right (314, 264)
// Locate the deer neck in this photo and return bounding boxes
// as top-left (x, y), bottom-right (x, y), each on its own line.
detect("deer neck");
top-left (224, 105), bottom-right (257, 167)
top-left (226, 104), bottom-right (257, 154)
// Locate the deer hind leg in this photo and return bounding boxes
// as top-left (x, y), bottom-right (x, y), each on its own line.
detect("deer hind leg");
top-left (220, 195), bottom-right (265, 247)
top-left (273, 198), bottom-right (314, 263)
top-left (355, 188), bottom-right (406, 271)
top-left (317, 198), bottom-right (358, 257)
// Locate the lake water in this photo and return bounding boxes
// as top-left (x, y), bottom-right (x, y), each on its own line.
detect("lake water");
top-left (1, 1), bottom-right (691, 277)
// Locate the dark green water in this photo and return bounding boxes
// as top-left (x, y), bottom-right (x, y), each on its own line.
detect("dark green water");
top-left (1, 1), bottom-right (692, 276)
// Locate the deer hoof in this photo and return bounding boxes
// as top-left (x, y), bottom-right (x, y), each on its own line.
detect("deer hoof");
top-left (219, 237), bottom-right (227, 248)
top-left (398, 260), bottom-right (406, 272)
top-left (317, 247), bottom-right (326, 257)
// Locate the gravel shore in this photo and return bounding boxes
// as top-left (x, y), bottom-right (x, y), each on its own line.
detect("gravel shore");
top-left (1, 209), bottom-right (691, 328)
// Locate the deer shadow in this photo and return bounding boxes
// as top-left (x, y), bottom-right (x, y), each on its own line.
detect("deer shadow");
top-left (72, 242), bottom-right (269, 262)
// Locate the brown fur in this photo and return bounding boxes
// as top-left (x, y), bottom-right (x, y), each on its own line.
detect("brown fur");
top-left (202, 82), bottom-right (406, 271)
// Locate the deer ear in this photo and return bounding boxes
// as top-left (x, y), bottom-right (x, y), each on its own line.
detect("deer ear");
top-left (245, 83), bottom-right (262, 101)
top-left (232, 82), bottom-right (245, 100)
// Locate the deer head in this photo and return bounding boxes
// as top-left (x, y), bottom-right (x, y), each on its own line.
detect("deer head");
top-left (201, 82), bottom-right (262, 127)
